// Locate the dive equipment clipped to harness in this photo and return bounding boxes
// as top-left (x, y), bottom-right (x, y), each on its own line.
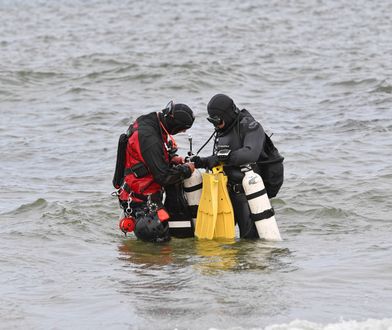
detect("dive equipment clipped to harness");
top-left (241, 165), bottom-right (282, 241)
top-left (119, 217), bottom-right (136, 234)
top-left (147, 194), bottom-right (170, 222)
top-left (134, 212), bottom-right (170, 243)
top-left (118, 194), bottom-right (136, 236)
top-left (124, 194), bottom-right (171, 242)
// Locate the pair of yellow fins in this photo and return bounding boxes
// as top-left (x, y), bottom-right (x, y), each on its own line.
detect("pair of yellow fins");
top-left (195, 165), bottom-right (235, 239)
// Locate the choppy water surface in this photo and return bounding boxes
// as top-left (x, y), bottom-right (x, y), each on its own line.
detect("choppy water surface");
top-left (1, 0), bottom-right (391, 329)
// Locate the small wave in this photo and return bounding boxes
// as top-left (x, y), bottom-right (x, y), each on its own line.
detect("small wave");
top-left (329, 78), bottom-right (379, 87)
top-left (15, 70), bottom-right (63, 83)
top-left (334, 118), bottom-right (391, 133)
top-left (1, 70), bottom-right (65, 88)
top-left (281, 205), bottom-right (355, 224)
top-left (72, 53), bottom-right (134, 67)
top-left (64, 87), bottom-right (90, 94)
top-left (12, 198), bottom-right (48, 214)
top-left (0, 90), bottom-right (13, 99)
top-left (1, 196), bottom-right (116, 239)
top-left (65, 109), bottom-right (119, 120)
top-left (371, 81), bottom-right (392, 94)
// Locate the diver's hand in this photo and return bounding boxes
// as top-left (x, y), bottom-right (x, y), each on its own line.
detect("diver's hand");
top-left (190, 156), bottom-right (204, 168)
top-left (205, 155), bottom-right (219, 169)
top-left (191, 155), bottom-right (219, 170)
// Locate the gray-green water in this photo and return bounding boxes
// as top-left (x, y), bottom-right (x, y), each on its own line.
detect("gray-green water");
top-left (1, 0), bottom-right (391, 329)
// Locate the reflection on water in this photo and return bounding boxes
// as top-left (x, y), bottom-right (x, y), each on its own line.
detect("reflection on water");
top-left (118, 237), bottom-right (175, 266)
top-left (194, 239), bottom-right (238, 273)
top-left (118, 236), bottom-right (292, 274)
top-left (195, 239), bottom-right (293, 274)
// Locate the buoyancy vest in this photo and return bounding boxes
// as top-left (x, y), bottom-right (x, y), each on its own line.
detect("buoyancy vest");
top-left (118, 116), bottom-right (170, 203)
top-left (214, 109), bottom-right (284, 197)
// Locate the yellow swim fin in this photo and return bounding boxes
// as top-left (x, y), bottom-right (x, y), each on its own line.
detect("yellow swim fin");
top-left (213, 166), bottom-right (235, 239)
top-left (194, 170), bottom-right (218, 239)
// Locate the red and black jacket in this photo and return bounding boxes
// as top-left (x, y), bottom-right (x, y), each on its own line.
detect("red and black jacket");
top-left (119, 112), bottom-right (191, 203)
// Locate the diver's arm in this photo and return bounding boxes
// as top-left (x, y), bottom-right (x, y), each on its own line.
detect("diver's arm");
top-left (141, 140), bottom-right (192, 186)
top-left (227, 123), bottom-right (265, 166)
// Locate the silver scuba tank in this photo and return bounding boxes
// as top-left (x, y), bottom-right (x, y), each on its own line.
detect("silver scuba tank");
top-left (183, 169), bottom-right (203, 227)
top-left (241, 165), bottom-right (282, 241)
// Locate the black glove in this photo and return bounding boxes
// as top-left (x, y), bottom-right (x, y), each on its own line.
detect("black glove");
top-left (191, 155), bottom-right (219, 170)
top-left (190, 156), bottom-right (205, 168)
top-left (205, 155), bottom-right (219, 169)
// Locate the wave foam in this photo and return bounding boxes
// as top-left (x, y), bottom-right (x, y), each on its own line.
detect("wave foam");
top-left (263, 318), bottom-right (392, 330)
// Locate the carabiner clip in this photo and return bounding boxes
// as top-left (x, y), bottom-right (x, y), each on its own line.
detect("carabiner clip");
top-left (125, 194), bottom-right (133, 216)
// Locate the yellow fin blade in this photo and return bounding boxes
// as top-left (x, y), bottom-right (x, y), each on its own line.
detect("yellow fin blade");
top-left (195, 172), bottom-right (218, 239)
top-left (213, 172), bottom-right (235, 239)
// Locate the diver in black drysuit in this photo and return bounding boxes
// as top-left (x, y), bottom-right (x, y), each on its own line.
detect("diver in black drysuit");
top-left (193, 94), bottom-right (270, 239)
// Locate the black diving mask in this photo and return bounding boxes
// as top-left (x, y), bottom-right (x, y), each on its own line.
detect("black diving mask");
top-left (207, 115), bottom-right (222, 127)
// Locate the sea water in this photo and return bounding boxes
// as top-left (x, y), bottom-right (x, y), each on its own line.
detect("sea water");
top-left (1, 0), bottom-right (391, 329)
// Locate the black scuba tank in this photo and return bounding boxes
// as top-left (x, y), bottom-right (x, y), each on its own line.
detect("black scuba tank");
top-left (255, 134), bottom-right (284, 198)
top-left (112, 133), bottom-right (129, 189)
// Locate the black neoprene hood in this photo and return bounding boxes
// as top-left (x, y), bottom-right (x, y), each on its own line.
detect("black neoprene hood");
top-left (207, 94), bottom-right (239, 127)
top-left (165, 103), bottom-right (195, 134)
